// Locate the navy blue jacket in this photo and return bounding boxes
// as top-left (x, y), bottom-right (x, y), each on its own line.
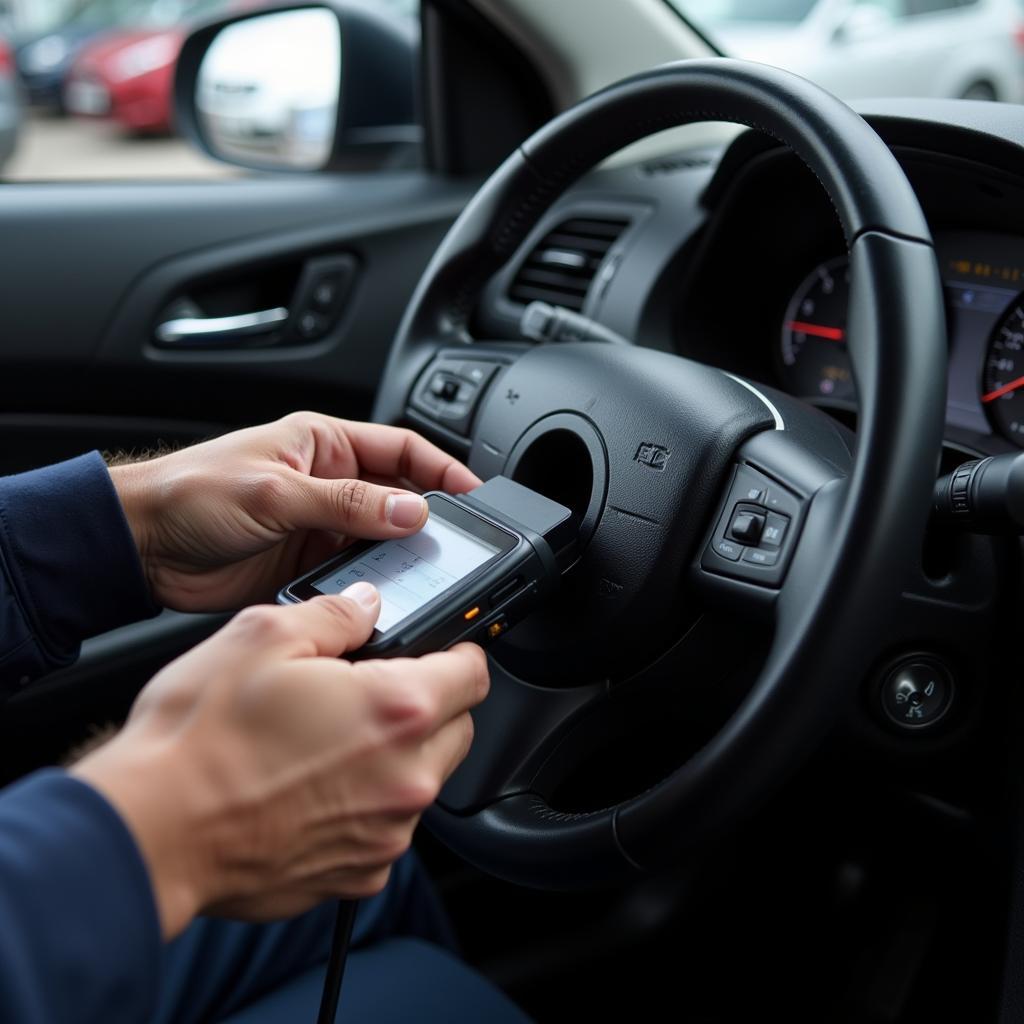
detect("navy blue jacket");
top-left (0, 452), bottom-right (163, 1022)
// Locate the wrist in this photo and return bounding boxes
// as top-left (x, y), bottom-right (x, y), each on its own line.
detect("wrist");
top-left (108, 461), bottom-right (158, 592)
top-left (71, 737), bottom-right (212, 939)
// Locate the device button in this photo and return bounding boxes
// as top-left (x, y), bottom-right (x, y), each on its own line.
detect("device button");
top-left (729, 510), bottom-right (765, 545)
top-left (489, 576), bottom-right (524, 608)
top-left (481, 615), bottom-right (509, 643)
top-left (760, 512), bottom-right (789, 548)
top-left (713, 538), bottom-right (743, 561)
top-left (741, 548), bottom-right (778, 567)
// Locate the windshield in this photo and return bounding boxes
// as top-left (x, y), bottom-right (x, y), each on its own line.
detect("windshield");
top-left (668, 0), bottom-right (1024, 104)
top-left (683, 0), bottom-right (817, 23)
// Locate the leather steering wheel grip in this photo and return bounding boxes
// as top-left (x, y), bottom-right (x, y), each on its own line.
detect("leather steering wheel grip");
top-left (376, 59), bottom-right (946, 884)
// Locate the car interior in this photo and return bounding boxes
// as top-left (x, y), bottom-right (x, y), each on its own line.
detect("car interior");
top-left (3, 0), bottom-right (1024, 1020)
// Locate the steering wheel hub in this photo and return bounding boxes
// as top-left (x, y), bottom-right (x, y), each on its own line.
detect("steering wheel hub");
top-left (469, 342), bottom-right (774, 679)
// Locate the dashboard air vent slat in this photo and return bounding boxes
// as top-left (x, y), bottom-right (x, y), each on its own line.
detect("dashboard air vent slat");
top-left (508, 215), bottom-right (630, 312)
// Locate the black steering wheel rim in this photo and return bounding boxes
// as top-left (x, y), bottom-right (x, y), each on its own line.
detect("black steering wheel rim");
top-left (374, 59), bottom-right (947, 887)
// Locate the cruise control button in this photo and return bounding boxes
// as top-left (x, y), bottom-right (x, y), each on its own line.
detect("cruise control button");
top-left (729, 511), bottom-right (765, 544)
top-left (760, 512), bottom-right (789, 548)
top-left (714, 538), bottom-right (743, 561)
top-left (741, 548), bottom-right (778, 567)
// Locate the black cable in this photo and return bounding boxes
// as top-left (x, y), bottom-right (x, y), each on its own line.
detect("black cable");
top-left (316, 900), bottom-right (358, 1024)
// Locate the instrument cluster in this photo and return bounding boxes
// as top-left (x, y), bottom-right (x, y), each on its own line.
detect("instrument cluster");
top-left (777, 231), bottom-right (1024, 450)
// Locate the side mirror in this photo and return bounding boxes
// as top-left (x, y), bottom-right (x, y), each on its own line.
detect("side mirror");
top-left (175, 1), bottom-right (419, 172)
top-left (832, 3), bottom-right (893, 45)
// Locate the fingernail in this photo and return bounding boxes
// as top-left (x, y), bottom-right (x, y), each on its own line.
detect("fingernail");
top-left (341, 581), bottom-right (379, 610)
top-left (385, 493), bottom-right (427, 529)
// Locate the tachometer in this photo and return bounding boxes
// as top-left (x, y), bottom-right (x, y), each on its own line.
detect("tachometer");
top-left (779, 257), bottom-right (855, 402)
top-left (982, 296), bottom-right (1024, 446)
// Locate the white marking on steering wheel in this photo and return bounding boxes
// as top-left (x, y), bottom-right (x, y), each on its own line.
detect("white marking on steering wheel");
top-left (723, 373), bottom-right (786, 431)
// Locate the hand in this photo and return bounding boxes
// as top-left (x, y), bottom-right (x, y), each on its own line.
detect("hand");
top-left (109, 412), bottom-right (481, 611)
top-left (72, 585), bottom-right (489, 939)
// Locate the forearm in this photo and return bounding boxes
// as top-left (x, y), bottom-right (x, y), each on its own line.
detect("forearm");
top-left (0, 770), bottom-right (162, 1023)
top-left (0, 452), bottom-right (159, 694)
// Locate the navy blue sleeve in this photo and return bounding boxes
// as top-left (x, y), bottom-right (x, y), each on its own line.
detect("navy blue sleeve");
top-left (0, 451), bottom-right (159, 695)
top-left (0, 769), bottom-right (161, 1023)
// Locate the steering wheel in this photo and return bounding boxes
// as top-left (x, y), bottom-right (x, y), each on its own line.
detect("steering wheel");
top-left (372, 59), bottom-right (946, 887)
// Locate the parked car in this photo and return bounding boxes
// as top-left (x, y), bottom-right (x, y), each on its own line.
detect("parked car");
top-left (0, 35), bottom-right (21, 169)
top-left (13, 0), bottom-right (143, 109)
top-left (682, 0), bottom-right (1024, 102)
top-left (64, 0), bottom-right (257, 133)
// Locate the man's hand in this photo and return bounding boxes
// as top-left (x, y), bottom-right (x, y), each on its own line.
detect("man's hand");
top-left (71, 584), bottom-right (488, 939)
top-left (109, 413), bottom-right (481, 610)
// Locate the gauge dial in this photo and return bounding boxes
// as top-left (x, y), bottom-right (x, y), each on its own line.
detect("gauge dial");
top-left (779, 257), bottom-right (855, 402)
top-left (981, 297), bottom-right (1024, 446)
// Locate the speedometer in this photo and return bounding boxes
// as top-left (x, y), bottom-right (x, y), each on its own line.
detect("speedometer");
top-left (982, 296), bottom-right (1024, 446)
top-left (778, 257), bottom-right (855, 402)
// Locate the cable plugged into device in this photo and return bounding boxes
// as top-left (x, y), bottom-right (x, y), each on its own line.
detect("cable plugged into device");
top-left (932, 452), bottom-right (1024, 532)
top-left (519, 300), bottom-right (630, 346)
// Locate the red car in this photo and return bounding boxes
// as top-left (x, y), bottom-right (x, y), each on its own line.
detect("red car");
top-left (64, 0), bottom-right (258, 134)
top-left (65, 26), bottom-right (183, 133)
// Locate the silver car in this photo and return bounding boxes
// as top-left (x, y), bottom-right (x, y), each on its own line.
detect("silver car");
top-left (680, 0), bottom-right (1024, 102)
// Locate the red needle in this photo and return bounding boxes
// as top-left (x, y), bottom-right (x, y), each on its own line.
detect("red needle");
top-left (982, 374), bottom-right (1024, 403)
top-left (786, 320), bottom-right (845, 341)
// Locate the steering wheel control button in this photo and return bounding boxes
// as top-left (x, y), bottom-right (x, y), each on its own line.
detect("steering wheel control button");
top-left (760, 512), bottom-right (789, 548)
top-left (741, 548), bottom-right (778, 567)
top-left (702, 463), bottom-right (805, 587)
top-left (728, 509), bottom-right (765, 544)
top-left (761, 486), bottom-right (801, 518)
top-left (880, 658), bottom-right (954, 731)
top-left (430, 375), bottom-right (461, 402)
top-left (410, 356), bottom-right (502, 436)
top-left (713, 538), bottom-right (743, 561)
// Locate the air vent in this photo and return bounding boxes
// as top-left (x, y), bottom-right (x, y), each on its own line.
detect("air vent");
top-left (507, 216), bottom-right (630, 312)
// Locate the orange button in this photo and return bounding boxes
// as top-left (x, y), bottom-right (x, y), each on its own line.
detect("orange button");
top-left (464, 606), bottom-right (481, 621)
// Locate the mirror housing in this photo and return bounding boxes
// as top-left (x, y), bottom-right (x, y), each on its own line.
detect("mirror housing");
top-left (174, 1), bottom-right (419, 172)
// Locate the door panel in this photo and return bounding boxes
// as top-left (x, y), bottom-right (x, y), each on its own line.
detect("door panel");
top-left (0, 173), bottom-right (475, 467)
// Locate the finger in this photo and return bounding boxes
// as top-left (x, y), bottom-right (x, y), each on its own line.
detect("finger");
top-left (308, 417), bottom-right (482, 494)
top-left (279, 472), bottom-right (429, 539)
top-left (421, 710), bottom-right (477, 785)
top-left (229, 583), bottom-right (381, 659)
top-left (355, 643), bottom-right (490, 734)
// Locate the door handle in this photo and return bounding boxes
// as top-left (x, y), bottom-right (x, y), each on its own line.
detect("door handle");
top-left (155, 307), bottom-right (290, 346)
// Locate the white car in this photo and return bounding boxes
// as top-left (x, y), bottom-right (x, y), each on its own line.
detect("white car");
top-left (680, 0), bottom-right (1024, 102)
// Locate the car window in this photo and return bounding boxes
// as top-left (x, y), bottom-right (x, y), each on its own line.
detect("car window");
top-left (671, 0), bottom-right (1024, 103)
top-left (1, 0), bottom-right (417, 181)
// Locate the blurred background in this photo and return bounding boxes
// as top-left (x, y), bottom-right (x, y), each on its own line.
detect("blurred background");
top-left (0, 0), bottom-right (416, 180)
top-left (0, 0), bottom-right (1021, 181)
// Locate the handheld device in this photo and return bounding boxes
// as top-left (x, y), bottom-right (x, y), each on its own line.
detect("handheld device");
top-left (278, 476), bottom-right (576, 658)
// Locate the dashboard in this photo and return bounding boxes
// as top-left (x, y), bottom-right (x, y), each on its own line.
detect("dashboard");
top-left (478, 98), bottom-right (1024, 462)
top-left (777, 232), bottom-right (1024, 449)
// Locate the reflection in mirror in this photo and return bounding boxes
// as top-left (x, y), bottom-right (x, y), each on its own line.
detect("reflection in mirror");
top-left (196, 9), bottom-right (341, 170)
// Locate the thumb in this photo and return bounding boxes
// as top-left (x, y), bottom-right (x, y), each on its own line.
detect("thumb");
top-left (280, 472), bottom-right (428, 539)
top-left (246, 582), bottom-right (382, 659)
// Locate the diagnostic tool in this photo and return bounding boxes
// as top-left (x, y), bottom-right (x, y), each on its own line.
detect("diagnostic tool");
top-left (278, 476), bottom-right (575, 658)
